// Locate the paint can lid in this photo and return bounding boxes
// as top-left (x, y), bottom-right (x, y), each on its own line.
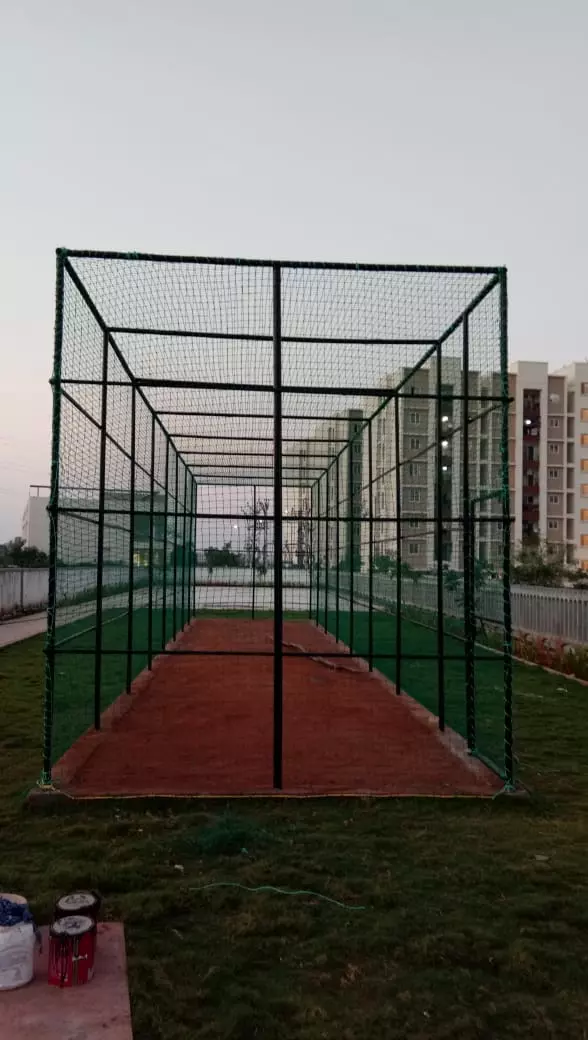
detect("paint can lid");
top-left (55, 891), bottom-right (101, 920)
top-left (51, 914), bottom-right (94, 937)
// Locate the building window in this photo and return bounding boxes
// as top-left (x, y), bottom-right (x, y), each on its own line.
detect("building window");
top-left (582, 460), bottom-right (588, 472)
top-left (582, 409), bottom-right (588, 421)
top-left (549, 417), bottom-right (560, 428)
top-left (582, 383), bottom-right (588, 395)
top-left (548, 494), bottom-right (560, 505)
top-left (410, 437), bottom-right (421, 450)
top-left (409, 519), bottom-right (420, 528)
top-left (408, 462), bottom-right (423, 477)
top-left (582, 484), bottom-right (588, 496)
top-left (549, 443), bottom-right (560, 454)
top-left (548, 519), bottom-right (559, 530)
top-left (582, 509), bottom-right (588, 522)
top-left (409, 488), bottom-right (421, 503)
top-left (408, 542), bottom-right (421, 555)
top-left (582, 536), bottom-right (588, 547)
top-left (409, 411), bottom-right (420, 425)
top-left (581, 435), bottom-right (588, 446)
top-left (548, 468), bottom-right (559, 479)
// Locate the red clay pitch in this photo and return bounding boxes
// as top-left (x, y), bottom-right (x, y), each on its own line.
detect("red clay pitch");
top-left (55, 619), bottom-right (501, 798)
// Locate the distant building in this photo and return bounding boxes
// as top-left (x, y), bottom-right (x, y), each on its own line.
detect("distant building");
top-left (21, 486), bottom-right (50, 553)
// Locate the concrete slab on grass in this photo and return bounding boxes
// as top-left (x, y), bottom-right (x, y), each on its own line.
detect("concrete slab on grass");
top-left (1, 922), bottom-right (132, 1039)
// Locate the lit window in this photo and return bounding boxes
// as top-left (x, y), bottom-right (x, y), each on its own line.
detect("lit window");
top-left (581, 435), bottom-right (588, 446)
top-left (582, 409), bottom-right (588, 421)
top-left (582, 484), bottom-right (588, 496)
top-left (582, 509), bottom-right (588, 522)
top-left (548, 519), bottom-right (559, 530)
top-left (581, 560), bottom-right (588, 571)
top-left (582, 460), bottom-right (588, 472)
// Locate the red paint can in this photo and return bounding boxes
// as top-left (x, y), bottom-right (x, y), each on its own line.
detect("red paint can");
top-left (48, 915), bottom-right (96, 987)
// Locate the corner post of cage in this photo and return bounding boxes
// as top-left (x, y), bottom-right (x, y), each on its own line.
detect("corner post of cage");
top-left (272, 261), bottom-right (284, 790)
top-left (147, 412), bottom-right (156, 667)
top-left (462, 315), bottom-right (476, 751)
top-left (161, 434), bottom-right (170, 648)
top-left (324, 465), bottom-right (330, 632)
top-left (348, 439), bottom-right (355, 656)
top-left (308, 482), bottom-right (314, 620)
top-left (42, 249), bottom-right (66, 783)
top-left (394, 393), bottom-right (402, 695)
top-left (367, 417), bottom-right (374, 670)
top-left (172, 452), bottom-right (179, 636)
top-left (499, 268), bottom-right (514, 787)
top-left (94, 327), bottom-right (110, 730)
top-left (186, 477), bottom-right (193, 621)
top-left (181, 461), bottom-right (188, 629)
top-left (435, 340), bottom-right (445, 730)
top-left (315, 475), bottom-right (321, 625)
top-left (335, 454), bottom-right (340, 642)
top-left (126, 385), bottom-right (137, 692)
top-left (191, 479), bottom-right (198, 618)
top-left (251, 484), bottom-right (257, 618)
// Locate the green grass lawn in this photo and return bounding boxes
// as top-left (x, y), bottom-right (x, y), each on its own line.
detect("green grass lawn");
top-left (2, 631), bottom-right (588, 1038)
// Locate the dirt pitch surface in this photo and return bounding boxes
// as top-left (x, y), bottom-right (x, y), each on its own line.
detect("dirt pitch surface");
top-left (56, 619), bottom-right (501, 798)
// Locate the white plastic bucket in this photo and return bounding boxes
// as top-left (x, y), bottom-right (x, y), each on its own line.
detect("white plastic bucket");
top-left (0, 894), bottom-right (35, 990)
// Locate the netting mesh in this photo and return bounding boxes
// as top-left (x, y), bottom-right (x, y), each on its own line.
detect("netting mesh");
top-left (44, 252), bottom-right (512, 788)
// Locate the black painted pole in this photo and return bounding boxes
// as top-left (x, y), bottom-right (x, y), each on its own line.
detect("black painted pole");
top-left (272, 262), bottom-right (283, 790)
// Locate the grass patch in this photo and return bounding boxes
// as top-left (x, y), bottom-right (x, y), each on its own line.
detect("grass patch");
top-left (2, 630), bottom-right (588, 1037)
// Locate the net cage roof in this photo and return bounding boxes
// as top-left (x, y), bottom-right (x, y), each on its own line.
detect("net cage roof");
top-left (61, 251), bottom-right (504, 488)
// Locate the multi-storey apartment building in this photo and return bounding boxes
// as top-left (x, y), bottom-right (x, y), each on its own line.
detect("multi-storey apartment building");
top-left (509, 360), bottom-right (588, 570)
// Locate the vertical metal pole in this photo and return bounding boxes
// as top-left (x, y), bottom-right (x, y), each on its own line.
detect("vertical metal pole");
top-left (394, 395), bottom-right (402, 694)
top-left (500, 268), bottom-right (514, 787)
top-left (161, 436), bottom-right (169, 648)
top-left (462, 317), bottom-right (476, 750)
top-left (147, 413), bottom-right (156, 668)
top-left (173, 453), bottom-right (179, 635)
top-left (349, 442), bottom-right (354, 656)
top-left (192, 481), bottom-right (198, 617)
top-left (94, 329), bottom-right (109, 730)
top-left (335, 457), bottom-right (340, 643)
top-left (187, 479), bottom-right (194, 620)
top-left (436, 344), bottom-right (446, 730)
top-left (368, 418), bottom-right (374, 670)
top-left (308, 484), bottom-right (314, 620)
top-left (42, 249), bottom-right (65, 783)
top-left (251, 484), bottom-right (257, 619)
top-left (324, 469), bottom-right (329, 632)
top-left (181, 462), bottom-right (188, 629)
top-left (272, 262), bottom-right (283, 790)
top-left (126, 386), bottom-right (136, 693)
top-left (315, 477), bottom-right (321, 625)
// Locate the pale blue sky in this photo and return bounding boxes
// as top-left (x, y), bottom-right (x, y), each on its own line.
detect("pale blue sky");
top-left (1, 0), bottom-right (587, 540)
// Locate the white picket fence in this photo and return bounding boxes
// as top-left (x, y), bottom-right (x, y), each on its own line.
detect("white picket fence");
top-left (332, 572), bottom-right (588, 645)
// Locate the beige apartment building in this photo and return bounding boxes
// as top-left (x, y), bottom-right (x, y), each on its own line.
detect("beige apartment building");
top-left (509, 360), bottom-right (588, 570)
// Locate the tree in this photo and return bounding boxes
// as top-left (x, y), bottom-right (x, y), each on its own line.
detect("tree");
top-left (204, 542), bottom-right (240, 572)
top-left (513, 541), bottom-right (568, 587)
top-left (0, 538), bottom-right (49, 567)
top-left (242, 496), bottom-right (271, 574)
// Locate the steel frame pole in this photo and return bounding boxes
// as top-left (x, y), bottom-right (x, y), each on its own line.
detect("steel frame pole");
top-left (368, 418), bottom-right (374, 670)
top-left (173, 453), bottom-right (179, 635)
top-left (94, 329), bottom-right (109, 730)
top-left (272, 262), bottom-right (284, 790)
top-left (147, 413), bottom-right (156, 667)
top-left (251, 484), bottom-right (257, 619)
top-left (462, 316), bottom-right (476, 750)
top-left (42, 250), bottom-right (65, 783)
top-left (161, 435), bottom-right (169, 648)
top-left (335, 457), bottom-right (340, 643)
top-left (126, 386), bottom-right (136, 692)
top-left (500, 269), bottom-right (514, 787)
top-left (436, 343), bottom-right (446, 731)
top-left (394, 397), bottom-right (402, 694)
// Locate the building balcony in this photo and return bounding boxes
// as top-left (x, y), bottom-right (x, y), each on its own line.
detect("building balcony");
top-left (523, 507), bottom-right (539, 522)
top-left (524, 482), bottom-right (539, 494)
top-left (524, 458), bottom-right (539, 470)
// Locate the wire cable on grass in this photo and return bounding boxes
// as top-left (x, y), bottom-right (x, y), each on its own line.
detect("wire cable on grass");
top-left (188, 881), bottom-right (366, 910)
